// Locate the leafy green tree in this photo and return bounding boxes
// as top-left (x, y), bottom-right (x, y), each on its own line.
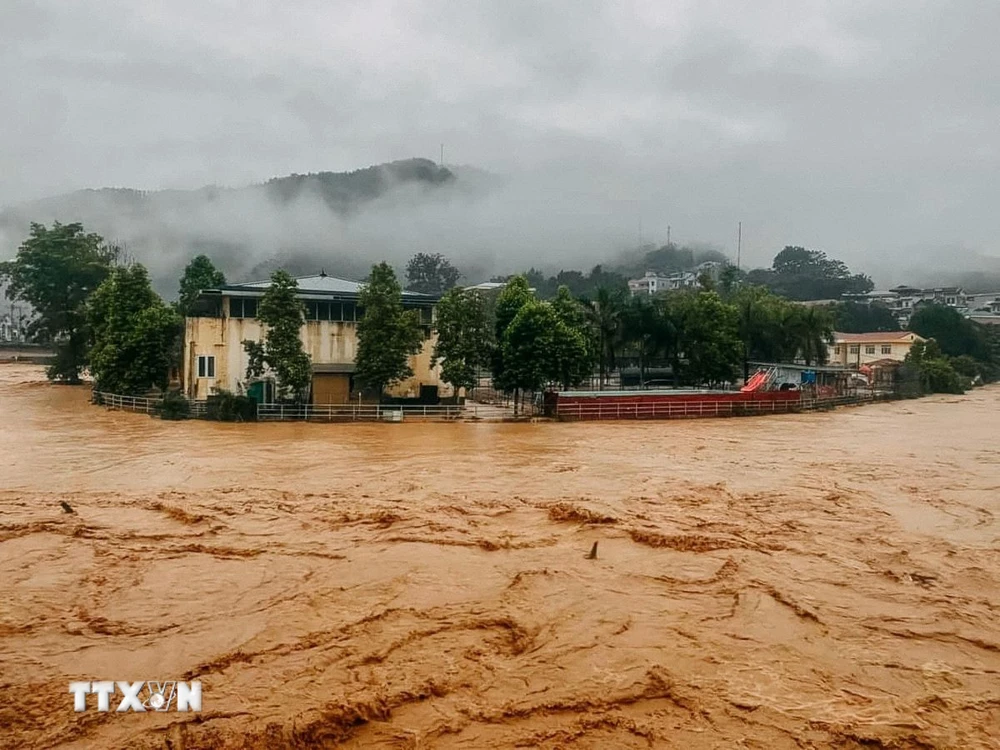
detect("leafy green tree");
top-left (354, 262), bottom-right (423, 400)
top-left (673, 291), bottom-right (743, 385)
top-left (718, 264), bottom-right (745, 297)
top-left (788, 306), bottom-right (834, 365)
top-left (0, 222), bottom-right (117, 382)
top-left (905, 339), bottom-right (965, 394)
top-left (87, 264), bottom-right (182, 394)
top-left (500, 301), bottom-right (565, 412)
top-left (243, 270), bottom-right (312, 401)
top-left (909, 304), bottom-right (990, 360)
top-left (750, 246), bottom-right (873, 301)
top-left (582, 286), bottom-right (625, 389)
top-left (831, 302), bottom-right (900, 333)
top-left (622, 295), bottom-right (673, 386)
top-left (492, 275), bottom-right (535, 394)
top-left (432, 287), bottom-right (492, 396)
top-left (405, 253), bottom-right (461, 294)
top-left (549, 286), bottom-right (594, 389)
top-left (177, 255), bottom-right (226, 316)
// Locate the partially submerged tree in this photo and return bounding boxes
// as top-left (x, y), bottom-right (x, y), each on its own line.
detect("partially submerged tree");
top-left (355, 262), bottom-right (423, 400)
top-left (432, 287), bottom-right (492, 397)
top-left (0, 222), bottom-right (117, 382)
top-left (405, 252), bottom-right (461, 294)
top-left (87, 264), bottom-right (182, 394)
top-left (243, 270), bottom-right (312, 401)
top-left (582, 287), bottom-right (625, 389)
top-left (177, 255), bottom-right (226, 316)
top-left (491, 275), bottom-right (535, 394)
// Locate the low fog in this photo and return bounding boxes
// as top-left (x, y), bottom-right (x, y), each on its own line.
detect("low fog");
top-left (2, 0), bottom-right (999, 294)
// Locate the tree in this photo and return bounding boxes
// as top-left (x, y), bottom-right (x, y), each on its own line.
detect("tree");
top-left (177, 255), bottom-right (226, 316)
top-left (492, 275), bottom-right (535, 394)
top-left (549, 286), bottom-right (594, 389)
top-left (243, 270), bottom-right (312, 401)
top-left (718, 264), bottom-right (745, 297)
top-left (831, 302), bottom-right (900, 333)
top-left (405, 253), bottom-right (461, 294)
top-left (433, 287), bottom-right (492, 396)
top-left (788, 306), bottom-right (834, 366)
top-left (622, 295), bottom-right (672, 386)
top-left (354, 262), bottom-right (423, 400)
top-left (673, 292), bottom-right (742, 385)
top-left (582, 286), bottom-right (625, 389)
top-left (909, 304), bottom-right (990, 360)
top-left (0, 222), bottom-right (117, 382)
top-left (752, 246), bottom-right (874, 301)
top-left (87, 264), bottom-right (182, 394)
top-left (905, 339), bottom-right (965, 394)
top-left (500, 301), bottom-right (562, 412)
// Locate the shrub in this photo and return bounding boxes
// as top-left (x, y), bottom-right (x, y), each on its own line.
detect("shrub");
top-left (158, 390), bottom-right (191, 420)
top-left (205, 389), bottom-right (257, 421)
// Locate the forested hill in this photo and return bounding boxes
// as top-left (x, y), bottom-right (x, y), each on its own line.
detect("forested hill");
top-left (0, 158), bottom-right (458, 293)
top-left (1, 158), bottom-right (454, 223)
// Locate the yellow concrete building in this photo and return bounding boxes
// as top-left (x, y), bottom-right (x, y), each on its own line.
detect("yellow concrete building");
top-left (182, 274), bottom-right (448, 403)
top-left (827, 331), bottom-right (926, 367)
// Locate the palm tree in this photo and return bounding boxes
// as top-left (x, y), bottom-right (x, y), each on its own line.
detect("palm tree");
top-left (791, 306), bottom-right (834, 365)
top-left (583, 286), bottom-right (625, 389)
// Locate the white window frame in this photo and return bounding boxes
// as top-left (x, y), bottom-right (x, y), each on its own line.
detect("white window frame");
top-left (197, 355), bottom-right (216, 379)
top-left (881, 345), bottom-right (892, 355)
top-left (865, 345), bottom-right (876, 355)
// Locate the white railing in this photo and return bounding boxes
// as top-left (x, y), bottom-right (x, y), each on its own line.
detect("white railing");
top-left (255, 403), bottom-right (468, 422)
top-left (92, 391), bottom-right (163, 414)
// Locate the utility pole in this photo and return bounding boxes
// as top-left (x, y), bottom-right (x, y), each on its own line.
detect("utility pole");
top-left (737, 221), bottom-right (742, 270)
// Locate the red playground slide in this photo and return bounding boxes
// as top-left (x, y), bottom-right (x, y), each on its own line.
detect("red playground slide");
top-left (741, 370), bottom-right (768, 392)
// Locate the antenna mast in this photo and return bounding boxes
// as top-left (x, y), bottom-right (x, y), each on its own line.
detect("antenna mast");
top-left (737, 221), bottom-right (742, 270)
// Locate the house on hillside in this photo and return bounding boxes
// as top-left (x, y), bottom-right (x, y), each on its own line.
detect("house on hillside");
top-left (827, 331), bottom-right (926, 368)
top-left (627, 270), bottom-right (699, 296)
top-left (182, 273), bottom-right (447, 403)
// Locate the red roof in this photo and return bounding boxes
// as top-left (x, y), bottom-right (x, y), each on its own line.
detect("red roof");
top-left (833, 331), bottom-right (923, 343)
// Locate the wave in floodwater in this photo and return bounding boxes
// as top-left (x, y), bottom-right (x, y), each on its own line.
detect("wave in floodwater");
top-left (1, 363), bottom-right (999, 749)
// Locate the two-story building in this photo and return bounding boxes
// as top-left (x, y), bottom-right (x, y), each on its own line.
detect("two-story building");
top-left (827, 331), bottom-right (926, 367)
top-left (182, 273), bottom-right (447, 403)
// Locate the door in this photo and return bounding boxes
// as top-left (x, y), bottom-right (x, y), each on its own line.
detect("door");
top-left (312, 373), bottom-right (351, 404)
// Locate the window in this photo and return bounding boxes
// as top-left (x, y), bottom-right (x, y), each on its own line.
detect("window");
top-left (865, 345), bottom-right (876, 355)
top-left (881, 345), bottom-right (892, 354)
top-left (230, 298), bottom-right (258, 318)
top-left (197, 355), bottom-right (216, 379)
top-left (833, 345), bottom-right (841, 354)
top-left (849, 345), bottom-right (860, 354)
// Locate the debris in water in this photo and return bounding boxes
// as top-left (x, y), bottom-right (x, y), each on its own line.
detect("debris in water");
top-left (60, 501), bottom-right (74, 514)
top-left (585, 541), bottom-right (598, 559)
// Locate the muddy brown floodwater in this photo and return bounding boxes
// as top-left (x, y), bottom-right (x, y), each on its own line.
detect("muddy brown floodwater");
top-left (1, 364), bottom-right (999, 749)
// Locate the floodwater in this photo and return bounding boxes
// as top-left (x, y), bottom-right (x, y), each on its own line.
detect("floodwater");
top-left (1, 363), bottom-right (999, 749)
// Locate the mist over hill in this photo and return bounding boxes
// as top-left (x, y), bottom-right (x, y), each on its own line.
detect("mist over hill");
top-left (2, 156), bottom-right (999, 298)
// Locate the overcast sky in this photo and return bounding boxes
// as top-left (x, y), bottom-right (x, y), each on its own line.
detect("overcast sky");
top-left (1, 0), bottom-right (998, 274)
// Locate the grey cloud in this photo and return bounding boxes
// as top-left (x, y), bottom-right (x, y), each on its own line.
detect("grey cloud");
top-left (1, 0), bottom-right (998, 285)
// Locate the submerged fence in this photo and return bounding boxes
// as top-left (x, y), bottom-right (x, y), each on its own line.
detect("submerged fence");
top-left (93, 391), bottom-right (488, 422)
top-left (551, 393), bottom-right (888, 421)
top-left (92, 390), bottom-right (893, 423)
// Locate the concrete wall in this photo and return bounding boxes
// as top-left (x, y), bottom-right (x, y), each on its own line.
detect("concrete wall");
top-left (183, 303), bottom-right (448, 400)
